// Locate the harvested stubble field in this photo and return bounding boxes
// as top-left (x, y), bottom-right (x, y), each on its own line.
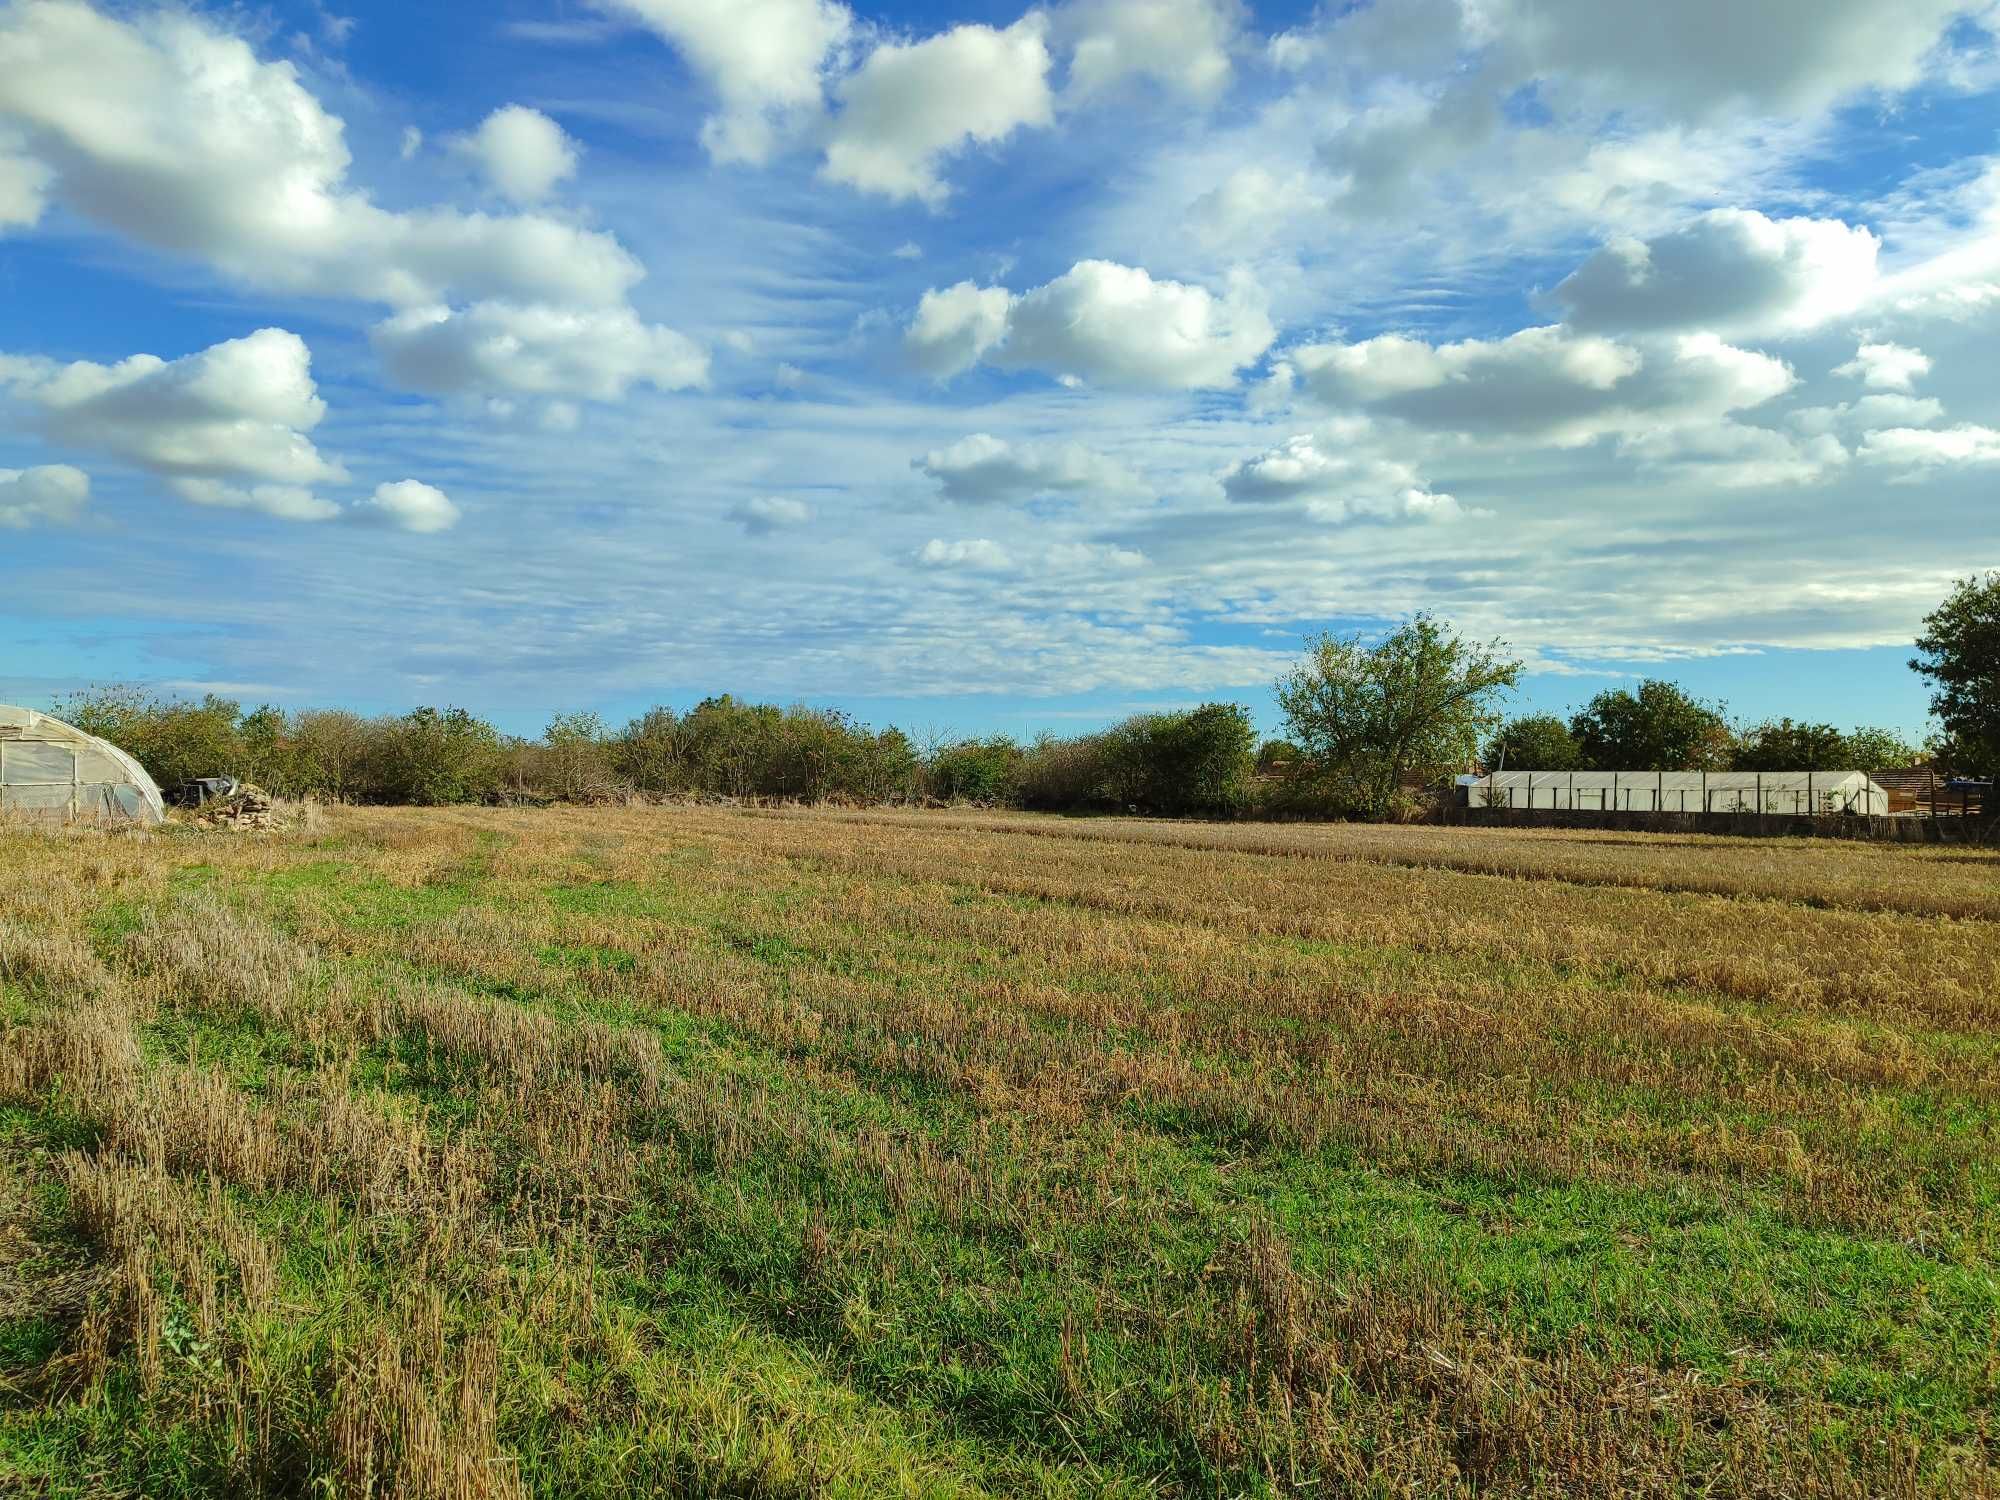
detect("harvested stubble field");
top-left (2, 807), bottom-right (1998, 1498)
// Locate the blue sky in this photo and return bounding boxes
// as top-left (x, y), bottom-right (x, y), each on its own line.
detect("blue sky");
top-left (2, 0), bottom-right (1997, 741)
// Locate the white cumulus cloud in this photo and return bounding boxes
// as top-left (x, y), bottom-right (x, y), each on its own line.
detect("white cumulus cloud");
top-left (1834, 340), bottom-right (1932, 391)
top-left (454, 105), bottom-right (579, 203)
top-left (1000, 261), bottom-right (1273, 389)
top-left (824, 17), bottom-right (1054, 205)
top-left (603, 0), bottom-right (853, 164)
top-left (0, 463), bottom-right (87, 527)
top-left (1282, 325), bottom-right (1794, 445)
top-left (0, 327), bottom-right (467, 526)
top-left (352, 479), bottom-right (461, 533)
top-left (1492, 0), bottom-right (1979, 118)
top-left (1553, 210), bottom-right (1880, 335)
top-left (1059, 0), bottom-right (1242, 101)
top-left (371, 302), bottom-right (709, 401)
top-left (905, 282), bottom-right (1013, 377)
top-left (916, 537), bottom-right (1013, 570)
top-left (0, 2), bottom-right (639, 309)
top-left (916, 433), bottom-right (1139, 503)
top-left (0, 2), bottom-right (698, 405)
top-left (6, 327), bottom-right (344, 489)
top-left (170, 478), bottom-right (340, 522)
top-left (0, 144), bottom-right (47, 228)
top-left (1220, 433), bottom-right (1470, 521)
top-left (1860, 424), bottom-right (2000, 468)
top-left (907, 261), bottom-right (1273, 390)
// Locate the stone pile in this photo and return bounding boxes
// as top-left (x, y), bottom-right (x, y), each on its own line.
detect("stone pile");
top-left (190, 784), bottom-right (279, 831)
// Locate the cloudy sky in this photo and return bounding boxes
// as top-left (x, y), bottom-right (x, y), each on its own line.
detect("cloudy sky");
top-left (2, 0), bottom-right (1997, 738)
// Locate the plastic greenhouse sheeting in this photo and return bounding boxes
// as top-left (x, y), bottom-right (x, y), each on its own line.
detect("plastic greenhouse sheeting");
top-left (1456, 770), bottom-right (1892, 816)
top-left (0, 705), bottom-right (165, 826)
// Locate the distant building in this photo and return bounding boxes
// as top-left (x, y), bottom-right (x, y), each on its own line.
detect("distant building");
top-left (1455, 769), bottom-right (1890, 816)
top-left (0, 705), bottom-right (165, 825)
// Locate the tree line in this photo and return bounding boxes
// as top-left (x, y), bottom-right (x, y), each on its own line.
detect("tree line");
top-left (45, 572), bottom-right (1999, 820)
top-left (1480, 684), bottom-right (1924, 778)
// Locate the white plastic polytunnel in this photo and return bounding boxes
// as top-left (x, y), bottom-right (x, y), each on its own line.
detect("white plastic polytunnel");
top-left (0, 705), bottom-right (165, 826)
top-left (1457, 770), bottom-right (1891, 816)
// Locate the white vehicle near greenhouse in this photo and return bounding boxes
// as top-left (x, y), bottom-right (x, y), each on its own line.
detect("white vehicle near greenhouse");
top-left (1455, 769), bottom-right (1892, 816)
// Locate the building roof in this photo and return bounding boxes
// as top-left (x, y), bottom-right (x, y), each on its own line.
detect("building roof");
top-left (1457, 770), bottom-right (1885, 788)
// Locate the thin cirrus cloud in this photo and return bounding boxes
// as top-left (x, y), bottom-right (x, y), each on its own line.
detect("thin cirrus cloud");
top-left (730, 495), bottom-right (815, 534)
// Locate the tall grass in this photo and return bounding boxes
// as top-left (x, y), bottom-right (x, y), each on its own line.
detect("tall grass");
top-left (1, 807), bottom-right (1995, 1495)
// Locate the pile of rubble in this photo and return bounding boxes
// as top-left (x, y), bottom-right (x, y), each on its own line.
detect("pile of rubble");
top-left (187, 783), bottom-right (282, 831)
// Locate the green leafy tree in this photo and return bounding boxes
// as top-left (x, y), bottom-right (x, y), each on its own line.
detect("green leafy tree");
top-left (541, 711), bottom-right (613, 802)
top-left (290, 709), bottom-right (372, 801)
top-left (235, 704), bottom-right (295, 790)
top-left (611, 700), bottom-right (923, 802)
top-left (854, 727), bottom-right (922, 803)
top-left (1276, 614), bottom-right (1521, 818)
top-left (52, 686), bottom-right (245, 788)
top-left (1732, 718), bottom-right (1849, 771)
top-left (1481, 712), bottom-right (1584, 771)
top-left (1099, 704), bottom-right (1257, 817)
top-left (927, 737), bottom-right (1023, 804)
top-left (1255, 739), bottom-right (1302, 774)
top-left (680, 695), bottom-right (786, 798)
top-left (1568, 681), bottom-right (1732, 770)
top-left (612, 708), bottom-right (693, 793)
top-left (1016, 732), bottom-right (1111, 811)
top-left (366, 707), bottom-right (503, 805)
top-left (1912, 572), bottom-right (2000, 775)
top-left (1844, 726), bottom-right (1924, 770)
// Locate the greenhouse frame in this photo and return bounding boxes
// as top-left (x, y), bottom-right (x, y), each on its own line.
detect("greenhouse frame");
top-left (0, 705), bottom-right (165, 826)
top-left (1456, 770), bottom-right (1892, 816)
